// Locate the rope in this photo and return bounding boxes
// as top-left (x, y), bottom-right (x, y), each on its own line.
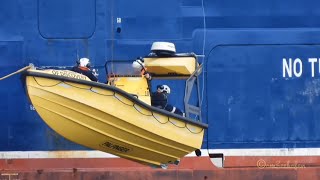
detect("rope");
top-left (0, 65), bottom-right (33, 81)
top-left (33, 76), bottom-right (204, 134)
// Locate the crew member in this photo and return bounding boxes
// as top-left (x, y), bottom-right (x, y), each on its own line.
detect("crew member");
top-left (132, 57), bottom-right (152, 80)
top-left (71, 57), bottom-right (98, 82)
top-left (151, 85), bottom-right (184, 116)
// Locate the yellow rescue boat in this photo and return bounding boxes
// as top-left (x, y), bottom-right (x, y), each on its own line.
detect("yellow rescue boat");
top-left (23, 53), bottom-right (208, 167)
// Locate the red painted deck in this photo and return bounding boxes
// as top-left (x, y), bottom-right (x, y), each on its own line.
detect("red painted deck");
top-left (1, 156), bottom-right (320, 179)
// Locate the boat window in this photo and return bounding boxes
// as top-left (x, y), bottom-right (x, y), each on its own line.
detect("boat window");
top-left (105, 61), bottom-right (142, 77)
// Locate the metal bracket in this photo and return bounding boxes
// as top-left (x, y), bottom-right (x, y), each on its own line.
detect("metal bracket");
top-left (184, 63), bottom-right (203, 121)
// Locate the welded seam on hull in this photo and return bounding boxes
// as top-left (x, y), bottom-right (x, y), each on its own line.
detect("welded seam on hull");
top-left (3, 148), bottom-right (320, 159)
top-left (0, 149), bottom-right (208, 159)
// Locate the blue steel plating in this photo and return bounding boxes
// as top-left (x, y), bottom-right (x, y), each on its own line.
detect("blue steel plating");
top-left (1, 0), bottom-right (320, 151)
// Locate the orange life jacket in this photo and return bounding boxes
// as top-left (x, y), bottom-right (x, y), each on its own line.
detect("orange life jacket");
top-left (141, 68), bottom-right (147, 76)
top-left (79, 66), bottom-right (90, 71)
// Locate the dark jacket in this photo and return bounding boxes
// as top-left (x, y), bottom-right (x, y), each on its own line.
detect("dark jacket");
top-left (151, 91), bottom-right (184, 116)
top-left (151, 92), bottom-right (168, 109)
top-left (71, 66), bottom-right (98, 82)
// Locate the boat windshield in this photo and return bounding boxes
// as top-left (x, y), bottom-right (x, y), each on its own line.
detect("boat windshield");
top-left (105, 60), bottom-right (141, 77)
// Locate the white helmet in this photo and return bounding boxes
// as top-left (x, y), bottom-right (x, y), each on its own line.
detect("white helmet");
top-left (79, 57), bottom-right (91, 68)
top-left (157, 85), bottom-right (171, 94)
top-left (132, 59), bottom-right (144, 70)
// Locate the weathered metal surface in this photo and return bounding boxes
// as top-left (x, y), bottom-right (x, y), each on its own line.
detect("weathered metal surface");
top-left (2, 167), bottom-right (319, 180)
top-left (1, 1), bottom-right (320, 178)
top-left (0, 157), bottom-right (319, 180)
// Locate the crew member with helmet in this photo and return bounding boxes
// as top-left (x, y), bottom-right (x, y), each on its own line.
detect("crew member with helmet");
top-left (151, 84), bottom-right (184, 116)
top-left (132, 57), bottom-right (152, 80)
top-left (132, 58), bottom-right (184, 116)
top-left (132, 42), bottom-right (184, 116)
top-left (71, 57), bottom-right (98, 82)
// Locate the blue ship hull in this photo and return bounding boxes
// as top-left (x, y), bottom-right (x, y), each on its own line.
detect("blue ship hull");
top-left (1, 0), bottom-right (320, 173)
